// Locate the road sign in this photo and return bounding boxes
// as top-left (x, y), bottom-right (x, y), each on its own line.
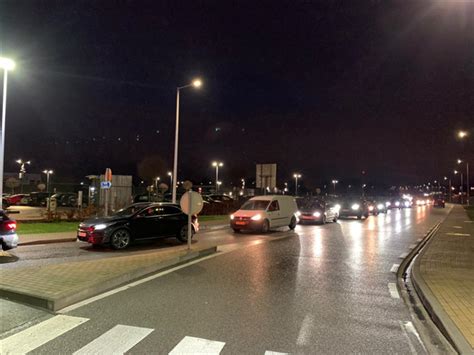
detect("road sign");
top-left (101, 181), bottom-right (112, 189)
top-left (180, 191), bottom-right (204, 215)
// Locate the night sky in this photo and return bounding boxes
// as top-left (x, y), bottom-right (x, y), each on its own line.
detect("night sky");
top-left (1, 1), bottom-right (473, 188)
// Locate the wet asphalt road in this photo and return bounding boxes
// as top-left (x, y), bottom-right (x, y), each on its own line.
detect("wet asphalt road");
top-left (23, 205), bottom-right (450, 354)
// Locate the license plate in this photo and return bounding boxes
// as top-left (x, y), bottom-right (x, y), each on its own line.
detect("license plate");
top-left (78, 232), bottom-right (87, 237)
top-left (235, 221), bottom-right (247, 225)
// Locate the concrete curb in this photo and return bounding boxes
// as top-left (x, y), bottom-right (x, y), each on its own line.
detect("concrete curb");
top-left (0, 246), bottom-right (216, 312)
top-left (411, 234), bottom-right (473, 354)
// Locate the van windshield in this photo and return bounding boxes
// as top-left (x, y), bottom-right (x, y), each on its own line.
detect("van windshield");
top-left (240, 200), bottom-right (270, 210)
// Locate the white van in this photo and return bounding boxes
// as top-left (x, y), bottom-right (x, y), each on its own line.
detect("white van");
top-left (230, 195), bottom-right (298, 233)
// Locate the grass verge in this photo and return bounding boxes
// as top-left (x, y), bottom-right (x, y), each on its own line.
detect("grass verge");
top-left (17, 222), bottom-right (79, 235)
top-left (198, 215), bottom-right (228, 222)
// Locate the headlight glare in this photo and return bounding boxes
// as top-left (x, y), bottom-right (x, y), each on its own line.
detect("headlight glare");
top-left (251, 214), bottom-right (262, 221)
top-left (313, 211), bottom-right (321, 217)
top-left (377, 204), bottom-right (384, 210)
top-left (93, 223), bottom-right (108, 231)
top-left (351, 204), bottom-right (360, 210)
top-left (230, 214), bottom-right (234, 220)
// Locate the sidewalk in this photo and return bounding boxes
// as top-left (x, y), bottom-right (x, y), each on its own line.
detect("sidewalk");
top-left (19, 219), bottom-right (229, 246)
top-left (412, 205), bottom-right (474, 354)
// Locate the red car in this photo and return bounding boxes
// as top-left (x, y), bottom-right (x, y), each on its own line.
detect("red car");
top-left (433, 198), bottom-right (445, 208)
top-left (6, 194), bottom-right (28, 205)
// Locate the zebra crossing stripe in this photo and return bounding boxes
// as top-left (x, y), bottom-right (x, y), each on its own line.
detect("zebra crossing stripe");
top-left (73, 324), bottom-right (153, 354)
top-left (169, 336), bottom-right (225, 354)
top-left (0, 315), bottom-right (88, 354)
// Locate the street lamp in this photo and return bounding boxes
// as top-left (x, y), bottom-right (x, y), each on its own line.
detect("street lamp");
top-left (167, 171), bottom-right (173, 191)
top-left (212, 161), bottom-right (223, 192)
top-left (0, 57), bottom-right (15, 207)
top-left (293, 173), bottom-right (301, 196)
top-left (457, 130), bottom-right (468, 139)
top-left (331, 179), bottom-right (338, 193)
top-left (457, 159), bottom-right (469, 205)
top-left (42, 170), bottom-right (53, 192)
top-left (16, 159), bottom-right (31, 193)
top-left (171, 78), bottom-right (202, 203)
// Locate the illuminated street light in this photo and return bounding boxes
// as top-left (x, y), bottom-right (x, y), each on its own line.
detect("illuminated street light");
top-left (457, 130), bottom-right (468, 139)
top-left (42, 169), bottom-right (53, 192)
top-left (172, 78), bottom-right (203, 203)
top-left (0, 57), bottom-right (16, 207)
top-left (167, 171), bottom-right (173, 190)
top-left (212, 161), bottom-right (224, 192)
top-left (457, 158), bottom-right (469, 205)
top-left (293, 173), bottom-right (301, 196)
top-left (331, 179), bottom-right (339, 193)
top-left (16, 159), bottom-right (31, 179)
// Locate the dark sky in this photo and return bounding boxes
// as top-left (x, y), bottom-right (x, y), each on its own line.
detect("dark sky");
top-left (1, 0), bottom-right (473, 187)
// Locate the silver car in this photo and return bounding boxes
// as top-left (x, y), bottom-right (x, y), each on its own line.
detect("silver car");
top-left (1, 210), bottom-right (19, 250)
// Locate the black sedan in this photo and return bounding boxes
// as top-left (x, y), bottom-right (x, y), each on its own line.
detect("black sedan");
top-left (337, 199), bottom-right (369, 219)
top-left (297, 199), bottom-right (339, 224)
top-left (77, 203), bottom-right (198, 249)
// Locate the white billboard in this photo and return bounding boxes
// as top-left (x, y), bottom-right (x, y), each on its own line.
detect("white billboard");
top-left (256, 163), bottom-right (277, 189)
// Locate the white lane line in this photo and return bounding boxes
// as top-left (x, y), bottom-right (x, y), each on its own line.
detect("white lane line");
top-left (416, 238), bottom-right (423, 242)
top-left (390, 264), bottom-right (400, 273)
top-left (296, 314), bottom-right (313, 346)
top-left (0, 315), bottom-right (88, 354)
top-left (408, 244), bottom-right (417, 249)
top-left (388, 283), bottom-right (400, 299)
top-left (452, 226), bottom-right (463, 229)
top-left (265, 351), bottom-right (289, 355)
top-left (73, 325), bottom-right (153, 355)
top-left (399, 252), bottom-right (409, 259)
top-left (169, 336), bottom-right (225, 354)
top-left (446, 232), bottom-right (471, 237)
top-left (464, 220), bottom-right (473, 223)
top-left (399, 321), bottom-right (417, 355)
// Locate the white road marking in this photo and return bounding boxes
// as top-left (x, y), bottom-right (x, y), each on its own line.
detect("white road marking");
top-left (446, 232), bottom-right (471, 237)
top-left (169, 336), bottom-right (225, 354)
top-left (0, 315), bottom-right (88, 354)
top-left (390, 264), bottom-right (400, 273)
top-left (388, 283), bottom-right (400, 299)
top-left (265, 352), bottom-right (289, 355)
top-left (73, 324), bottom-right (153, 354)
top-left (416, 238), bottom-right (423, 242)
top-left (296, 314), bottom-right (313, 346)
top-left (399, 252), bottom-right (409, 259)
top-left (399, 321), bottom-right (417, 355)
top-left (452, 226), bottom-right (463, 229)
top-left (408, 244), bottom-right (417, 249)
top-left (464, 220), bottom-right (473, 223)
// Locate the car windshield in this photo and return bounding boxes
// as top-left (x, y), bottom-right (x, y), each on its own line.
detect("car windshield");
top-left (240, 200), bottom-right (270, 210)
top-left (114, 205), bottom-right (143, 217)
top-left (298, 200), bottom-right (323, 209)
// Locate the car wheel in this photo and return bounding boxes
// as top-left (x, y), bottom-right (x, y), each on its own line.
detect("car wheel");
top-left (333, 214), bottom-right (338, 222)
top-left (357, 215), bottom-right (362, 220)
top-left (177, 224), bottom-right (194, 243)
top-left (110, 229), bottom-right (131, 250)
top-left (289, 216), bottom-right (297, 230)
top-left (261, 219), bottom-right (270, 233)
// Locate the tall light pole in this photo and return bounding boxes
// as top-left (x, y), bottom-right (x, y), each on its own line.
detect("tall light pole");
top-left (42, 170), bottom-right (53, 192)
top-left (331, 179), bottom-right (338, 193)
top-left (454, 169), bottom-right (463, 204)
top-left (212, 161), bottom-right (223, 192)
top-left (16, 159), bottom-right (31, 193)
top-left (0, 57), bottom-right (15, 207)
top-left (293, 173), bottom-right (301, 196)
top-left (457, 159), bottom-right (469, 205)
top-left (167, 171), bottom-right (173, 192)
top-left (172, 78), bottom-right (202, 203)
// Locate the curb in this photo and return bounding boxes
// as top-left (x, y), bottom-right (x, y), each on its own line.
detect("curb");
top-left (0, 246), bottom-right (217, 312)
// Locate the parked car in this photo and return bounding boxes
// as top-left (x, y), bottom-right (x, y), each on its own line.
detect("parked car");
top-left (433, 198), bottom-right (445, 208)
top-left (29, 192), bottom-right (50, 206)
top-left (77, 203), bottom-right (198, 249)
top-left (6, 194), bottom-right (28, 206)
top-left (207, 194), bottom-right (234, 203)
top-left (0, 210), bottom-right (19, 250)
top-left (337, 198), bottom-right (369, 219)
top-left (230, 195), bottom-right (298, 233)
top-left (51, 193), bottom-right (78, 207)
top-left (296, 198), bottom-right (339, 224)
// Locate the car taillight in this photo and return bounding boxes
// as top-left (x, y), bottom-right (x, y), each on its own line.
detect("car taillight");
top-left (4, 221), bottom-right (16, 231)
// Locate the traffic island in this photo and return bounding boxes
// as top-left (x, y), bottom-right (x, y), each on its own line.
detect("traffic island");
top-left (411, 205), bottom-right (474, 354)
top-left (0, 245), bottom-right (216, 311)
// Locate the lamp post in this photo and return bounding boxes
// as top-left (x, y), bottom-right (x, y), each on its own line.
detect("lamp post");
top-left (457, 159), bottom-right (469, 205)
top-left (293, 173), bottom-right (301, 196)
top-left (42, 170), bottom-right (53, 192)
top-left (454, 169), bottom-right (463, 204)
top-left (331, 179), bottom-right (338, 193)
top-left (212, 161), bottom-right (223, 192)
top-left (167, 171), bottom-right (173, 192)
top-left (172, 78), bottom-right (202, 203)
top-left (457, 130), bottom-right (468, 139)
top-left (0, 57), bottom-right (15, 207)
top-left (16, 159), bottom-right (31, 193)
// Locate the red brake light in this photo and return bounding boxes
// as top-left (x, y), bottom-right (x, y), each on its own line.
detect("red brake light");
top-left (5, 221), bottom-right (16, 231)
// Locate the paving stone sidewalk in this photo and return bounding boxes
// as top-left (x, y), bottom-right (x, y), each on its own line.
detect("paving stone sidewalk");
top-left (415, 205), bottom-right (474, 353)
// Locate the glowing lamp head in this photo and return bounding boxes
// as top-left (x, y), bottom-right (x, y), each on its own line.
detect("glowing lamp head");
top-left (192, 79), bottom-right (202, 88)
top-left (0, 57), bottom-right (15, 71)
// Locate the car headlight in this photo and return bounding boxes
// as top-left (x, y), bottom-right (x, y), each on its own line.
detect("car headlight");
top-left (386, 202), bottom-right (391, 207)
top-left (334, 204), bottom-right (341, 211)
top-left (377, 204), bottom-right (384, 210)
top-left (296, 211), bottom-right (301, 217)
top-left (351, 204), bottom-right (360, 210)
top-left (404, 201), bottom-right (410, 207)
top-left (395, 201), bottom-right (400, 207)
top-left (313, 211), bottom-right (321, 217)
top-left (93, 223), bottom-right (109, 231)
top-left (368, 206), bottom-right (374, 211)
top-left (251, 214), bottom-right (262, 221)
top-left (230, 214), bottom-right (234, 220)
